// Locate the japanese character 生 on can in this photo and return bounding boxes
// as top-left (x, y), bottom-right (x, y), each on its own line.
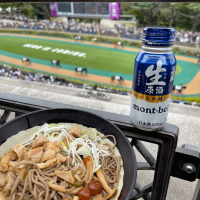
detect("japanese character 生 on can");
top-left (130, 27), bottom-right (177, 131)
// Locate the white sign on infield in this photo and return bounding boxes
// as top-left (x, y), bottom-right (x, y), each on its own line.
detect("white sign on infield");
top-left (23, 44), bottom-right (86, 58)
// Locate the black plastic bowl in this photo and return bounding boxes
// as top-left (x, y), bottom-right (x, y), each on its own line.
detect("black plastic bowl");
top-left (0, 108), bottom-right (137, 200)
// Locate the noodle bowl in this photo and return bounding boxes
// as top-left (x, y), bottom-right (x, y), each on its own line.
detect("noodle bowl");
top-left (0, 123), bottom-right (124, 200)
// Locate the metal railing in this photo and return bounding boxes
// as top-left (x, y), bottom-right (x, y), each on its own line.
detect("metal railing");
top-left (0, 92), bottom-right (199, 200)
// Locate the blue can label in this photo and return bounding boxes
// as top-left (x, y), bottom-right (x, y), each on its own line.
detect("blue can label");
top-left (142, 27), bottom-right (176, 46)
top-left (130, 51), bottom-right (176, 129)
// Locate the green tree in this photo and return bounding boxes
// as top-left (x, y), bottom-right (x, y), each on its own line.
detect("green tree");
top-left (121, 3), bottom-right (200, 31)
top-left (176, 3), bottom-right (200, 32)
top-left (0, 3), bottom-right (22, 15)
top-left (158, 3), bottom-right (177, 27)
top-left (31, 3), bottom-right (50, 19)
top-left (20, 4), bottom-right (34, 18)
top-left (0, 3), bottom-right (35, 18)
top-left (0, 3), bottom-right (50, 19)
top-left (130, 3), bottom-right (159, 26)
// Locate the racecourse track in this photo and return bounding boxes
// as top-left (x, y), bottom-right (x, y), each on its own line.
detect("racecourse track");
top-left (0, 33), bottom-right (199, 96)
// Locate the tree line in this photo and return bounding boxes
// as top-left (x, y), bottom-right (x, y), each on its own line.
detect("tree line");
top-left (0, 3), bottom-right (200, 32)
top-left (121, 3), bottom-right (200, 32)
top-left (0, 3), bottom-right (50, 20)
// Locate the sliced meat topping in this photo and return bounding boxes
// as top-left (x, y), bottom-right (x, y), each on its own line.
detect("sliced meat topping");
top-left (5, 171), bottom-right (16, 189)
top-left (37, 158), bottom-right (57, 169)
top-left (25, 147), bottom-right (43, 163)
top-left (0, 172), bottom-right (6, 188)
top-left (11, 144), bottom-right (26, 162)
top-left (56, 153), bottom-right (66, 163)
top-left (44, 141), bottom-right (62, 153)
top-left (0, 153), bottom-right (12, 172)
top-left (41, 149), bottom-right (56, 162)
top-left (68, 125), bottom-right (82, 137)
top-left (32, 136), bottom-right (49, 148)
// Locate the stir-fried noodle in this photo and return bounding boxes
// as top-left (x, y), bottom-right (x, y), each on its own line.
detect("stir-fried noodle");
top-left (0, 123), bottom-right (123, 200)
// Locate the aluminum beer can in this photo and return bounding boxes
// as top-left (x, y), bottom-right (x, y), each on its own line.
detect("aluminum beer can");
top-left (130, 27), bottom-right (176, 131)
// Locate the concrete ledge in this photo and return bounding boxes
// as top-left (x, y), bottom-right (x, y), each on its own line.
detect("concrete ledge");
top-left (0, 77), bottom-right (199, 118)
top-left (169, 103), bottom-right (200, 118)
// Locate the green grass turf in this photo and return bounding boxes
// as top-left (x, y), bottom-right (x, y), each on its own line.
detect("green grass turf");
top-left (0, 36), bottom-right (182, 76)
top-left (175, 64), bottom-right (182, 75)
top-left (172, 96), bottom-right (200, 103)
top-left (0, 36), bottom-right (135, 74)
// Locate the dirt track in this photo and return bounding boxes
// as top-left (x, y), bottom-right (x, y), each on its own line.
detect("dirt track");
top-left (0, 55), bottom-right (132, 87)
top-left (1, 33), bottom-right (200, 95)
top-left (182, 70), bottom-right (200, 95)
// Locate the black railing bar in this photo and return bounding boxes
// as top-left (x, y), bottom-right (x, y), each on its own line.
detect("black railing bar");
top-left (0, 110), bottom-right (11, 124)
top-left (0, 93), bottom-right (179, 199)
top-left (133, 181), bottom-right (142, 194)
top-left (0, 99), bottom-right (46, 113)
top-left (15, 112), bottom-right (23, 118)
top-left (0, 99), bottom-right (175, 147)
top-left (0, 95), bottom-right (199, 196)
top-left (132, 139), bottom-right (156, 166)
top-left (131, 182), bottom-right (153, 200)
top-left (0, 92), bottom-right (179, 134)
top-left (152, 134), bottom-right (177, 200)
top-left (0, 98), bottom-right (179, 147)
top-left (143, 193), bottom-right (151, 200)
top-left (137, 162), bottom-right (155, 170)
top-left (120, 127), bottom-right (177, 199)
top-left (0, 92), bottom-right (133, 124)
top-left (182, 144), bottom-right (200, 179)
top-left (117, 124), bottom-right (164, 145)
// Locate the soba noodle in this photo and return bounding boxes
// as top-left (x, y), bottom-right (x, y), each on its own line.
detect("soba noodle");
top-left (5, 161), bottom-right (75, 200)
top-left (99, 135), bottom-right (121, 185)
top-left (0, 123), bottom-right (124, 200)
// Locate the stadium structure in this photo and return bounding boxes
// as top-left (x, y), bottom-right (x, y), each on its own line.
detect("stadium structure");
top-left (0, 2), bottom-right (199, 102)
top-left (50, 2), bottom-right (137, 26)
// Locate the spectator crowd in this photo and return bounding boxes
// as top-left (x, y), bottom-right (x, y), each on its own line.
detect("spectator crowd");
top-left (0, 63), bottom-right (199, 105)
top-left (0, 15), bottom-right (200, 47)
top-left (0, 12), bottom-right (200, 47)
top-left (175, 30), bottom-right (200, 47)
top-left (0, 63), bottom-right (76, 86)
top-left (64, 18), bottom-right (143, 40)
top-left (0, 15), bottom-right (143, 39)
top-left (0, 63), bottom-right (128, 96)
top-left (0, 15), bottom-right (67, 30)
